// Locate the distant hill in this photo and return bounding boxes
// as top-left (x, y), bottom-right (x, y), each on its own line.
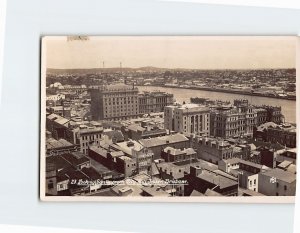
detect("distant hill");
top-left (46, 66), bottom-right (193, 75)
top-left (46, 67), bottom-right (296, 75)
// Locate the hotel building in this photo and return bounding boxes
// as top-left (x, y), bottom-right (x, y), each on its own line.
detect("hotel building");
top-left (90, 84), bottom-right (139, 121)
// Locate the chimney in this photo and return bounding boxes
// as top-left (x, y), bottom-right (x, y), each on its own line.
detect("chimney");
top-left (190, 165), bottom-right (202, 177)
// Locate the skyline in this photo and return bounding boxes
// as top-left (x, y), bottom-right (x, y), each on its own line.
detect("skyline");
top-left (44, 36), bottom-right (296, 70)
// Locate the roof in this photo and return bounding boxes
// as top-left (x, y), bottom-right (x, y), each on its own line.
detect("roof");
top-left (102, 121), bottom-right (123, 129)
top-left (111, 179), bottom-right (143, 196)
top-left (286, 164), bottom-right (297, 174)
top-left (127, 124), bottom-right (145, 132)
top-left (110, 151), bottom-right (125, 158)
top-left (204, 189), bottom-right (223, 196)
top-left (149, 164), bottom-right (159, 177)
top-left (81, 167), bottom-right (102, 180)
top-left (142, 128), bottom-right (167, 137)
top-left (178, 103), bottom-right (209, 111)
top-left (257, 122), bottom-right (278, 132)
top-left (47, 113), bottom-right (60, 120)
top-left (89, 146), bottom-right (108, 158)
top-left (278, 160), bottom-right (293, 169)
top-left (60, 153), bottom-right (90, 167)
top-left (139, 133), bottom-right (188, 148)
top-left (190, 190), bottom-right (205, 196)
top-left (46, 156), bottom-right (71, 171)
top-left (156, 159), bottom-right (218, 179)
top-left (116, 140), bottom-right (144, 155)
top-left (141, 187), bottom-right (170, 197)
top-left (89, 158), bottom-right (114, 175)
top-left (222, 157), bottom-right (241, 165)
top-left (239, 159), bottom-right (264, 170)
top-left (63, 168), bottom-right (89, 181)
top-left (54, 117), bottom-right (70, 125)
top-left (163, 146), bottom-right (196, 156)
top-left (197, 170), bottom-right (237, 189)
top-left (105, 84), bottom-right (137, 91)
top-left (57, 173), bottom-right (69, 183)
top-left (261, 168), bottom-right (296, 183)
top-left (46, 138), bottom-right (73, 149)
top-left (79, 127), bottom-right (103, 134)
top-left (118, 155), bottom-right (132, 161)
top-left (239, 188), bottom-right (266, 196)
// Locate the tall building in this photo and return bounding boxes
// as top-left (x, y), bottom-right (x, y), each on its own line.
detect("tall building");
top-left (138, 91), bottom-right (174, 114)
top-left (90, 84), bottom-right (139, 121)
top-left (263, 106), bottom-right (284, 124)
top-left (210, 100), bottom-right (257, 138)
top-left (164, 103), bottom-right (210, 136)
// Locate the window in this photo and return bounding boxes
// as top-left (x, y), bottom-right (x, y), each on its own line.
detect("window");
top-left (254, 179), bottom-right (256, 185)
top-left (284, 185), bottom-right (287, 191)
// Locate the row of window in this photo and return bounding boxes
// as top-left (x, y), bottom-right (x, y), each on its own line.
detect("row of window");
top-left (81, 134), bottom-right (100, 141)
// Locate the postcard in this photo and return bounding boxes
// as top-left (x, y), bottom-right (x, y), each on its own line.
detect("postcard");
top-left (40, 36), bottom-right (297, 202)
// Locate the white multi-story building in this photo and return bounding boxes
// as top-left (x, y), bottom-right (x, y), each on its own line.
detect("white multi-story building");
top-left (164, 103), bottom-right (210, 136)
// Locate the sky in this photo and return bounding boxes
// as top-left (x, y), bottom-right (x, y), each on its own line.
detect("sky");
top-left (44, 36), bottom-right (297, 69)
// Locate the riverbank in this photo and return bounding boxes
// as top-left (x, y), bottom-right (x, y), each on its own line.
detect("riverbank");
top-left (145, 84), bottom-right (296, 101)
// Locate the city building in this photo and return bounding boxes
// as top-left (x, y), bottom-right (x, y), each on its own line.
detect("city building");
top-left (254, 108), bottom-right (268, 126)
top-left (184, 165), bottom-right (238, 196)
top-left (161, 146), bottom-right (197, 163)
top-left (191, 136), bottom-right (234, 164)
top-left (164, 103), bottom-right (210, 136)
top-left (112, 140), bottom-right (153, 174)
top-left (262, 105), bottom-right (284, 124)
top-left (45, 162), bottom-right (57, 196)
top-left (156, 159), bottom-right (218, 196)
top-left (139, 133), bottom-right (190, 160)
top-left (46, 137), bottom-right (78, 156)
top-left (69, 124), bottom-right (103, 155)
top-left (46, 113), bottom-right (103, 155)
top-left (237, 160), bottom-right (268, 192)
top-left (210, 101), bottom-right (257, 138)
top-left (275, 148), bottom-right (297, 165)
top-left (46, 93), bottom-right (65, 102)
top-left (122, 124), bottom-right (167, 141)
top-left (258, 168), bottom-right (296, 196)
top-left (218, 157), bottom-right (240, 173)
top-left (254, 122), bottom-right (296, 148)
top-left (88, 145), bottom-right (137, 178)
top-left (138, 91), bottom-right (174, 114)
top-left (90, 84), bottom-right (139, 121)
top-left (47, 105), bottom-right (71, 118)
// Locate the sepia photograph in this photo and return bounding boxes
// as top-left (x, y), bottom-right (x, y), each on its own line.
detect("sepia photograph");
top-left (40, 36), bottom-right (297, 202)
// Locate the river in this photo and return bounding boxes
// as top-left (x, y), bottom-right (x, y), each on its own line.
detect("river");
top-left (137, 86), bottom-right (296, 124)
